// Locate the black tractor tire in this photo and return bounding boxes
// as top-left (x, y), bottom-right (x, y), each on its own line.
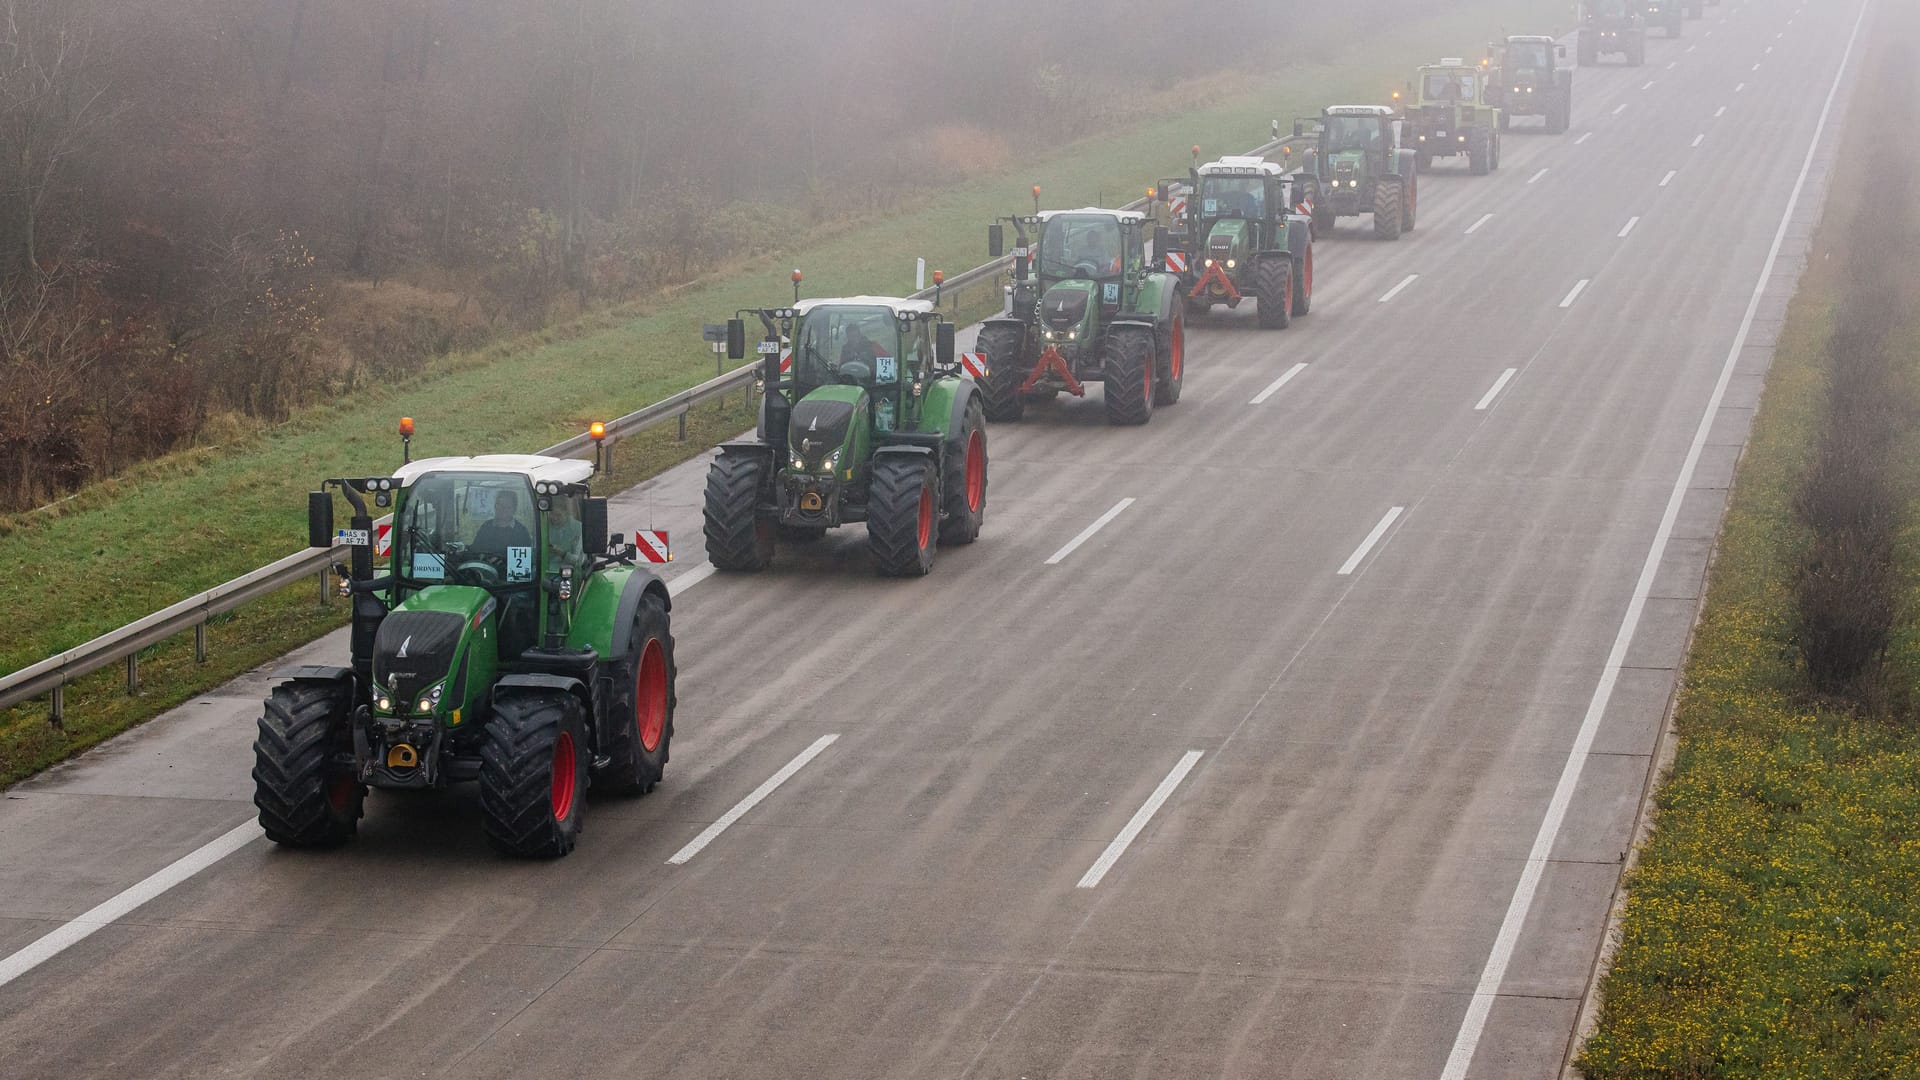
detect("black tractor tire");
top-left (868, 454), bottom-right (937, 576)
top-left (1154, 306), bottom-right (1185, 406)
top-left (1630, 39), bottom-right (1646, 66)
top-left (1291, 245), bottom-right (1313, 317)
top-left (938, 398), bottom-right (988, 545)
top-left (1578, 34), bottom-right (1597, 67)
top-left (480, 690), bottom-right (589, 858)
top-left (1499, 111), bottom-right (1511, 132)
top-left (1373, 177), bottom-right (1404, 240)
top-left (252, 680), bottom-right (363, 848)
top-left (974, 323), bottom-right (1028, 423)
top-left (594, 591), bottom-right (675, 797)
top-left (1468, 130), bottom-right (1491, 176)
top-left (1101, 325), bottom-right (1157, 426)
top-left (703, 451), bottom-right (774, 571)
top-left (1252, 256), bottom-right (1293, 330)
top-left (1548, 93), bottom-right (1570, 134)
top-left (1415, 147), bottom-right (1432, 172)
top-left (1403, 171), bottom-right (1419, 232)
top-left (1491, 131), bottom-right (1502, 170)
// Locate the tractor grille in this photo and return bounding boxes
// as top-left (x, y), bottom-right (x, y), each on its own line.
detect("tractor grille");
top-left (1040, 286), bottom-right (1089, 332)
top-left (789, 398), bottom-right (857, 471)
top-left (373, 611), bottom-right (464, 703)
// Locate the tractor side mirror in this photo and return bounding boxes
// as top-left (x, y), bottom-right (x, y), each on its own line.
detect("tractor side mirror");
top-left (935, 322), bottom-right (956, 367)
top-left (1271, 119), bottom-right (1281, 140)
top-left (988, 223), bottom-right (1004, 258)
top-left (308, 491), bottom-right (334, 548)
top-left (1293, 121), bottom-right (1306, 138)
top-left (725, 318), bottom-right (746, 361)
top-left (581, 497), bottom-right (610, 556)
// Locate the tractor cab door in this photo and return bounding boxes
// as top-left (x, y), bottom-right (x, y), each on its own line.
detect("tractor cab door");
top-left (1123, 222), bottom-right (1146, 280)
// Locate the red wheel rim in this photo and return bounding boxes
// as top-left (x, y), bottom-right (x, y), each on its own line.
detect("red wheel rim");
top-left (636, 639), bottom-right (667, 753)
top-left (325, 776), bottom-right (355, 815)
top-left (551, 731), bottom-right (577, 822)
top-left (916, 480), bottom-right (934, 549)
top-left (1170, 315), bottom-right (1184, 380)
top-left (964, 431), bottom-right (985, 513)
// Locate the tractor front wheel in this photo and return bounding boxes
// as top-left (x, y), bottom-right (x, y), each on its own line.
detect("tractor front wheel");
top-left (1403, 172), bottom-right (1419, 231)
top-left (480, 690), bottom-right (589, 858)
top-left (1373, 177), bottom-right (1404, 240)
top-left (252, 680), bottom-right (363, 848)
top-left (703, 450), bottom-right (774, 571)
top-left (1292, 245), bottom-right (1314, 317)
top-left (1468, 130), bottom-right (1491, 175)
top-left (595, 591), bottom-right (676, 797)
top-left (1154, 306), bottom-right (1185, 406)
top-left (1102, 326), bottom-right (1157, 426)
top-left (869, 455), bottom-right (937, 576)
top-left (939, 398), bottom-right (988, 545)
top-left (974, 323), bottom-right (1028, 423)
top-left (1253, 257), bottom-right (1293, 330)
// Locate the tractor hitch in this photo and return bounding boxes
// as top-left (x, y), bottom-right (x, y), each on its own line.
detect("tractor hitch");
top-left (1017, 344), bottom-right (1086, 398)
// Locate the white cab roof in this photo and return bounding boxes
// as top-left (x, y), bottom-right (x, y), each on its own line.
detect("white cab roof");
top-left (1199, 155), bottom-right (1284, 176)
top-left (1325, 105), bottom-right (1396, 117)
top-left (1036, 207), bottom-right (1146, 224)
top-left (393, 455), bottom-right (595, 488)
top-left (793, 296), bottom-right (935, 317)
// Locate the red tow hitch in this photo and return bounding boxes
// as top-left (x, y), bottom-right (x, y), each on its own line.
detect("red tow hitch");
top-left (1018, 344), bottom-right (1086, 397)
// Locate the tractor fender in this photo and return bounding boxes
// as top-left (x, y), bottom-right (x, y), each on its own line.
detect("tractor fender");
top-left (1392, 147), bottom-right (1418, 179)
top-left (494, 672), bottom-right (588, 705)
top-left (873, 444), bottom-right (935, 462)
top-left (982, 314), bottom-right (1028, 336)
top-left (607, 569), bottom-right (672, 660)
top-left (1283, 218), bottom-right (1312, 259)
top-left (274, 664), bottom-right (357, 688)
top-left (714, 440), bottom-right (775, 486)
top-left (1129, 273), bottom-right (1180, 328)
top-left (942, 379), bottom-right (983, 437)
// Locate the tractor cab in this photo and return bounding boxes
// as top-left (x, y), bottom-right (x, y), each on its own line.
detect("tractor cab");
top-left (1488, 35), bottom-right (1574, 131)
top-left (1406, 61), bottom-right (1502, 172)
top-left (1027, 210), bottom-right (1147, 350)
top-left (1581, 0), bottom-right (1648, 64)
top-left (1155, 156), bottom-right (1315, 327)
top-left (1294, 105), bottom-right (1419, 240)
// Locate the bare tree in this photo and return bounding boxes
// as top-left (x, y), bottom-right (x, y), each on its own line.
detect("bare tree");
top-left (0, 0), bottom-right (114, 274)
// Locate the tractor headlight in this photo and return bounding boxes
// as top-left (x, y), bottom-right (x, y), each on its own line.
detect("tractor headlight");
top-left (822, 449), bottom-right (842, 473)
top-left (415, 683), bottom-right (443, 714)
top-left (1204, 258), bottom-right (1214, 267)
top-left (1226, 259), bottom-right (1236, 269)
top-left (1066, 329), bottom-right (1078, 341)
top-left (791, 455), bottom-right (807, 471)
top-left (375, 692), bottom-right (393, 713)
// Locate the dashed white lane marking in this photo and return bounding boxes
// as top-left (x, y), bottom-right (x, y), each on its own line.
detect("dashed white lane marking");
top-left (0, 820), bottom-right (259, 989)
top-left (1527, 168), bottom-right (1550, 184)
top-left (1618, 216), bottom-right (1641, 238)
top-left (1612, 103), bottom-right (1629, 115)
top-left (666, 734), bottom-right (840, 865)
top-left (1437, 3), bottom-right (1869, 1074)
top-left (1466, 213), bottom-right (1495, 235)
top-left (1474, 369), bottom-right (1519, 412)
top-left (1752, 62), bottom-right (1763, 71)
top-left (1379, 274), bottom-right (1420, 303)
top-left (1661, 169), bottom-right (1678, 187)
top-left (1575, 132), bottom-right (1594, 145)
top-left (1736, 82), bottom-right (1747, 92)
top-left (1687, 44), bottom-right (1697, 53)
top-left (1249, 363), bottom-right (1309, 405)
top-left (1766, 45), bottom-right (1774, 53)
top-left (1076, 750), bottom-right (1204, 889)
top-left (1666, 61), bottom-right (1678, 70)
top-left (1337, 506), bottom-right (1405, 576)
top-left (1715, 105), bottom-right (1728, 117)
top-left (1045, 497), bottom-right (1136, 564)
top-left (1559, 279), bottom-right (1591, 308)
top-left (1692, 134), bottom-right (1705, 148)
top-left (669, 562), bottom-right (715, 597)
top-left (1641, 80), bottom-right (1656, 90)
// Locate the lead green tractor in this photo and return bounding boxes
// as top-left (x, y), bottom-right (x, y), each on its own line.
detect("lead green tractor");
top-left (703, 292), bottom-right (987, 578)
top-left (1406, 60), bottom-right (1503, 174)
top-left (974, 206), bottom-right (1186, 424)
top-left (256, 424), bottom-right (677, 859)
top-left (1294, 106), bottom-right (1420, 240)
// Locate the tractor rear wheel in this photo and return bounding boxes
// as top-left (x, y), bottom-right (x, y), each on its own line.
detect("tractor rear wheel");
top-left (1101, 325), bottom-right (1157, 426)
top-left (1154, 306), bottom-right (1185, 406)
top-left (938, 398), bottom-right (988, 545)
top-left (703, 450), bottom-right (774, 571)
top-left (1578, 34), bottom-right (1597, 67)
top-left (1291, 245), bottom-right (1314, 317)
top-left (1499, 111), bottom-right (1511, 132)
top-left (1253, 257), bottom-right (1293, 330)
top-left (868, 455), bottom-right (937, 576)
top-left (595, 591), bottom-right (675, 797)
top-left (974, 323), bottom-right (1028, 423)
top-left (1403, 172), bottom-right (1419, 231)
top-left (252, 680), bottom-right (362, 848)
top-left (480, 690), bottom-right (589, 858)
top-left (1373, 177), bottom-right (1404, 240)
top-left (1468, 130), bottom-right (1491, 175)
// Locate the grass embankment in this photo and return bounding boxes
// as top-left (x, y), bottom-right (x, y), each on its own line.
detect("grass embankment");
top-left (0, 0), bottom-right (1559, 786)
top-left (1577, 6), bottom-right (1920, 1074)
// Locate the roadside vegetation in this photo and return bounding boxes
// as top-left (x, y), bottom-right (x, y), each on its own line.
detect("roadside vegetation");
top-left (1577, 5), bottom-right (1920, 1073)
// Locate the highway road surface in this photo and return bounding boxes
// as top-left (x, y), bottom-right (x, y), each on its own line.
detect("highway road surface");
top-left (0, 0), bottom-right (1868, 1075)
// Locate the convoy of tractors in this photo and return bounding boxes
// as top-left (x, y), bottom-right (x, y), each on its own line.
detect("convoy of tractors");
top-left (255, 1), bottom-right (1690, 858)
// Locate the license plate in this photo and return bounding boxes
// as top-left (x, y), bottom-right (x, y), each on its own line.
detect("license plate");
top-left (1436, 130), bottom-right (1448, 138)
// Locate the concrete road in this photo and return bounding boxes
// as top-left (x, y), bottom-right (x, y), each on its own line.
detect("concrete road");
top-left (0, 0), bottom-right (1866, 1075)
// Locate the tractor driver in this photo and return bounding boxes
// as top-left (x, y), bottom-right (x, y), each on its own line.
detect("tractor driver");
top-left (1064, 221), bottom-right (1122, 276)
top-left (471, 488), bottom-right (533, 557)
top-left (839, 315), bottom-right (893, 379)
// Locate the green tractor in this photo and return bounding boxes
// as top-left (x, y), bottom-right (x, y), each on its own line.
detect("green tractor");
top-left (1405, 60), bottom-right (1503, 174)
top-left (257, 423), bottom-right (677, 859)
top-left (1580, 0), bottom-right (1648, 65)
top-left (973, 205), bottom-right (1186, 425)
top-left (1155, 155), bottom-right (1315, 329)
top-left (1488, 36), bottom-right (1574, 134)
top-left (1294, 106), bottom-right (1420, 240)
top-left (1643, 0), bottom-right (1685, 37)
top-left (703, 290), bottom-right (987, 577)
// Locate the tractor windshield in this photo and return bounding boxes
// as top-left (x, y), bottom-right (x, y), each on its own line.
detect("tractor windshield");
top-left (1038, 216), bottom-right (1122, 280)
top-left (793, 306), bottom-right (900, 387)
top-left (1591, 0), bottom-right (1629, 16)
top-left (1422, 72), bottom-right (1479, 101)
top-left (1199, 177), bottom-right (1265, 219)
top-left (1325, 116), bottom-right (1384, 154)
top-left (395, 473), bottom-right (539, 589)
top-left (1508, 42), bottom-right (1551, 68)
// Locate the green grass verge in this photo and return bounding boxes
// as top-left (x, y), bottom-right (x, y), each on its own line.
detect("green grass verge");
top-left (0, 0), bottom-right (1559, 786)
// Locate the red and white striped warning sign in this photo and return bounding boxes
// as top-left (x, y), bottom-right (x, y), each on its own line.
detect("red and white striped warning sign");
top-left (960, 352), bottom-right (990, 379)
top-left (1169, 197), bottom-right (1187, 217)
top-left (1165, 251), bottom-right (1190, 274)
top-left (634, 530), bottom-right (672, 564)
top-left (374, 523), bottom-right (392, 558)
top-left (779, 349), bottom-right (792, 374)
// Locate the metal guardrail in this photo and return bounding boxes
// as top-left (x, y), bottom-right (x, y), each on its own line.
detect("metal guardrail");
top-left (0, 135), bottom-right (1307, 723)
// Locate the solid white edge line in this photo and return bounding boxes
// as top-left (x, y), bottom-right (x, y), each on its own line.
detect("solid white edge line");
top-left (665, 734), bottom-right (839, 865)
top-left (1249, 363), bottom-right (1309, 406)
top-left (1618, 216), bottom-right (1641, 238)
top-left (1474, 369), bottom-right (1518, 412)
top-left (1437, 2), bottom-right (1870, 1075)
top-left (1379, 274), bottom-right (1420, 303)
top-left (1045, 498), bottom-right (1136, 565)
top-left (0, 820), bottom-right (258, 989)
top-left (1661, 169), bottom-right (1678, 187)
top-left (1466, 213), bottom-right (1495, 235)
top-left (1337, 506), bottom-right (1405, 576)
top-left (1559, 279), bottom-right (1591, 308)
top-left (1076, 750), bottom-right (1204, 889)
top-left (669, 561), bottom-right (715, 597)
top-left (1527, 168), bottom-right (1550, 185)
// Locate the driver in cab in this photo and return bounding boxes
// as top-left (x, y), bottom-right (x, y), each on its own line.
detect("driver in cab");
top-left (471, 489), bottom-right (533, 556)
top-left (838, 318), bottom-right (892, 377)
